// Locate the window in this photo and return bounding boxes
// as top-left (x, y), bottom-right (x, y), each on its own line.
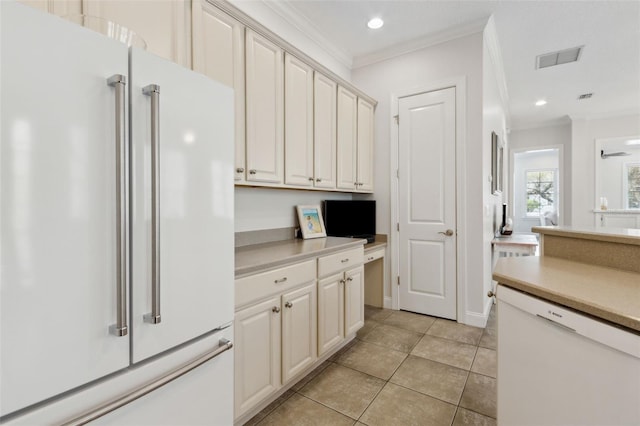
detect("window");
top-left (526, 169), bottom-right (557, 217)
top-left (625, 163), bottom-right (640, 209)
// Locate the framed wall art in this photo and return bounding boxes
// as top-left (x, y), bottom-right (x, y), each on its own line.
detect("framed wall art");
top-left (296, 205), bottom-right (327, 239)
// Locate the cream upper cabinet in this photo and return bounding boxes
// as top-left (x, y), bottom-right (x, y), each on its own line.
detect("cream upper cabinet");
top-left (313, 72), bottom-right (337, 189)
top-left (18, 0), bottom-right (81, 16)
top-left (317, 273), bottom-right (345, 356)
top-left (234, 296), bottom-right (281, 419)
top-left (281, 283), bottom-right (317, 383)
top-left (357, 98), bottom-right (374, 192)
top-left (344, 265), bottom-right (365, 335)
top-left (192, 0), bottom-right (246, 182)
top-left (245, 30), bottom-right (284, 184)
top-left (284, 53), bottom-right (314, 187)
top-left (82, 0), bottom-right (189, 67)
top-left (336, 85), bottom-right (358, 190)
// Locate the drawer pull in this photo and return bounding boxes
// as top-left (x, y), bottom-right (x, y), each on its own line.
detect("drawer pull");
top-left (249, 169), bottom-right (257, 175)
top-left (368, 256), bottom-right (374, 261)
top-left (274, 277), bottom-right (288, 284)
top-left (272, 306), bottom-right (280, 313)
top-left (284, 301), bottom-right (293, 308)
top-left (341, 258), bottom-right (349, 263)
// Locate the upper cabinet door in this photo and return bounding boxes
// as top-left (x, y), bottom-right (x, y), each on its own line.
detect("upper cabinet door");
top-left (284, 54), bottom-right (314, 187)
top-left (357, 98), bottom-right (374, 192)
top-left (17, 0), bottom-right (81, 16)
top-left (336, 86), bottom-right (358, 190)
top-left (245, 30), bottom-right (284, 184)
top-left (82, 0), bottom-right (189, 67)
top-left (192, 0), bottom-right (246, 182)
top-left (1, 3), bottom-right (129, 416)
top-left (313, 72), bottom-right (337, 189)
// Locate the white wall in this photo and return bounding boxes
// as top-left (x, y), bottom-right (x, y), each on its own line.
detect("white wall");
top-left (509, 123), bottom-right (571, 224)
top-left (352, 32), bottom-right (486, 324)
top-left (512, 150), bottom-right (560, 233)
top-left (235, 187), bottom-right (351, 232)
top-left (482, 25), bottom-right (509, 322)
top-left (571, 114), bottom-right (640, 226)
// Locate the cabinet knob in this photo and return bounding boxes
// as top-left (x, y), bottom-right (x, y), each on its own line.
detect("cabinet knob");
top-left (236, 167), bottom-right (245, 173)
top-left (272, 306), bottom-right (280, 313)
top-left (308, 177), bottom-right (314, 181)
top-left (316, 178), bottom-right (322, 182)
top-left (487, 290), bottom-right (496, 298)
top-left (284, 301), bottom-right (293, 308)
top-left (249, 169), bottom-right (257, 175)
top-left (346, 277), bottom-right (353, 282)
top-left (339, 279), bottom-right (346, 284)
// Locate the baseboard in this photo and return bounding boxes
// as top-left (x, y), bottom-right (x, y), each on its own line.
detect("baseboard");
top-left (464, 307), bottom-right (490, 328)
top-left (383, 296), bottom-right (393, 309)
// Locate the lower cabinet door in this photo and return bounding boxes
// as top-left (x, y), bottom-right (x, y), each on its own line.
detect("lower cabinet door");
top-left (281, 282), bottom-right (317, 383)
top-left (345, 266), bottom-right (365, 336)
top-left (318, 274), bottom-right (345, 356)
top-left (234, 296), bottom-right (281, 418)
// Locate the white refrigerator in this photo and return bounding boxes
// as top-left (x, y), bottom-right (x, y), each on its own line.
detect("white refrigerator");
top-left (0, 1), bottom-right (234, 424)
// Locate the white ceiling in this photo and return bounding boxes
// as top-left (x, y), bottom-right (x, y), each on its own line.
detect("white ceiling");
top-left (265, 0), bottom-right (640, 130)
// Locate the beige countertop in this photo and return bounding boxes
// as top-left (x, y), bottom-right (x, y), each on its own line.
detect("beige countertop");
top-left (532, 225), bottom-right (640, 245)
top-left (493, 256), bottom-right (640, 333)
top-left (235, 236), bottom-right (366, 277)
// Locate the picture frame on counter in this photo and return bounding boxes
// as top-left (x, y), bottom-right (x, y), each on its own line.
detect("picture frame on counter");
top-left (296, 205), bottom-right (327, 239)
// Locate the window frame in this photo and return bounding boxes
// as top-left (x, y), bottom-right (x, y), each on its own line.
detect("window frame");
top-left (623, 162), bottom-right (640, 210)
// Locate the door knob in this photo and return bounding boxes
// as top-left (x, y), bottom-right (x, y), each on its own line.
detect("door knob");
top-left (438, 229), bottom-right (454, 236)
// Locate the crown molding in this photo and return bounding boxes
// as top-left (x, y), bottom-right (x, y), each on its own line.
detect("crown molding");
top-left (352, 17), bottom-right (488, 69)
top-left (509, 115), bottom-right (572, 132)
top-left (260, 0), bottom-right (354, 70)
top-left (569, 108), bottom-right (640, 122)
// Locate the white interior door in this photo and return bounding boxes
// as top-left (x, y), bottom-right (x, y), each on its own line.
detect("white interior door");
top-left (130, 48), bottom-right (234, 363)
top-left (0, 2), bottom-right (129, 415)
top-left (398, 87), bottom-right (457, 319)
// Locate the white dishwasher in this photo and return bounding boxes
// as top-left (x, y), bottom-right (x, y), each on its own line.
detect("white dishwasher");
top-left (497, 285), bottom-right (640, 426)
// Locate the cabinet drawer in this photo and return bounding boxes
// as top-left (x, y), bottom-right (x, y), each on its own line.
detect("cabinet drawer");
top-left (236, 260), bottom-right (316, 308)
top-left (318, 247), bottom-right (364, 278)
top-left (364, 247), bottom-right (384, 263)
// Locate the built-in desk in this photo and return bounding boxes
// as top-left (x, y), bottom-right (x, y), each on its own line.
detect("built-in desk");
top-left (492, 233), bottom-right (538, 257)
top-left (364, 235), bottom-right (387, 308)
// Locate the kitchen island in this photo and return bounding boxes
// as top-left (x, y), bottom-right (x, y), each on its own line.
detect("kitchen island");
top-left (492, 226), bottom-right (640, 425)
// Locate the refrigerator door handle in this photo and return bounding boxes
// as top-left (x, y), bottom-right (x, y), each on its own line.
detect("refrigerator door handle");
top-left (59, 338), bottom-right (233, 426)
top-left (142, 84), bottom-right (162, 325)
top-left (107, 74), bottom-right (129, 337)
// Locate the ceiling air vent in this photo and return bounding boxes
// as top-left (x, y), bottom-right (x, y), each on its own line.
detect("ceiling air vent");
top-left (536, 46), bottom-right (583, 69)
top-left (578, 93), bottom-right (593, 100)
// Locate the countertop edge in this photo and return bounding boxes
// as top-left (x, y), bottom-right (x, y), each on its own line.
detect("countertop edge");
top-left (235, 238), bottom-right (366, 278)
top-left (493, 270), bottom-right (640, 333)
top-left (532, 226), bottom-right (640, 246)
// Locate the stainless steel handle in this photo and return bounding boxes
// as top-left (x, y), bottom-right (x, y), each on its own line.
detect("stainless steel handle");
top-left (285, 301), bottom-right (293, 308)
top-left (60, 338), bottom-right (233, 426)
top-left (249, 169), bottom-right (257, 175)
top-left (143, 84), bottom-right (162, 325)
top-left (341, 258), bottom-right (349, 263)
top-left (272, 306), bottom-right (281, 313)
top-left (236, 167), bottom-right (245, 173)
top-left (274, 277), bottom-right (288, 284)
top-left (107, 74), bottom-right (128, 337)
top-left (438, 229), bottom-right (454, 237)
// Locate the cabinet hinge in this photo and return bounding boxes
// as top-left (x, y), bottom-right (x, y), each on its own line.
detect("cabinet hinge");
top-left (394, 114), bottom-right (399, 124)
top-left (397, 223), bottom-right (400, 232)
top-left (397, 276), bottom-right (400, 286)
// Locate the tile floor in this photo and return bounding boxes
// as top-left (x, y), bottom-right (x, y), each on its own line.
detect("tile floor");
top-left (244, 305), bottom-right (497, 426)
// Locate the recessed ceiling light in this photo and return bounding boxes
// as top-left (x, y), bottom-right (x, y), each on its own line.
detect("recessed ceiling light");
top-left (535, 100), bottom-right (547, 106)
top-left (367, 17), bottom-right (384, 29)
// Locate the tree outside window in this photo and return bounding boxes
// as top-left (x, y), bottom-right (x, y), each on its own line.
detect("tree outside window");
top-left (526, 169), bottom-right (556, 216)
top-left (626, 163), bottom-right (640, 209)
